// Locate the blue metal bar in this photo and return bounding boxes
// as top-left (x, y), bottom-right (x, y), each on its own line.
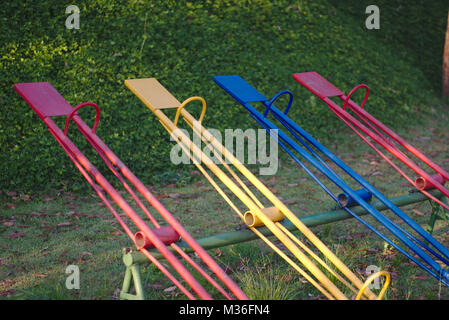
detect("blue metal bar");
top-left (214, 75), bottom-right (449, 285)
top-left (272, 111), bottom-right (449, 264)
top-left (250, 113), bottom-right (449, 285)
top-left (271, 110), bottom-right (449, 257)
top-left (266, 102), bottom-right (449, 262)
top-left (253, 101), bottom-right (449, 269)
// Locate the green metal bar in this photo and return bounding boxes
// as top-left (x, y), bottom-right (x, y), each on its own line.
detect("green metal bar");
top-left (120, 265), bottom-right (145, 300)
top-left (131, 265), bottom-right (145, 300)
top-left (124, 190), bottom-right (445, 265)
top-left (120, 266), bottom-right (132, 293)
top-left (427, 196), bottom-right (449, 235)
top-left (427, 201), bottom-right (441, 235)
top-left (443, 197), bottom-right (449, 218)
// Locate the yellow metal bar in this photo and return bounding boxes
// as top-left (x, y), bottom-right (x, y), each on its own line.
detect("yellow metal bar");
top-left (190, 119), bottom-right (265, 209)
top-left (250, 227), bottom-right (336, 300)
top-left (175, 126), bottom-right (352, 299)
top-left (162, 112), bottom-right (344, 299)
top-left (180, 111), bottom-right (378, 300)
top-left (276, 223), bottom-right (361, 297)
top-left (171, 120), bottom-right (347, 299)
top-left (170, 132), bottom-right (336, 299)
top-left (125, 78), bottom-right (384, 300)
top-left (192, 126), bottom-right (368, 299)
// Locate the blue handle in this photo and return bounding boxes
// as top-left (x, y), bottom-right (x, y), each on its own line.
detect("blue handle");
top-left (265, 90), bottom-right (294, 117)
top-left (338, 188), bottom-right (372, 208)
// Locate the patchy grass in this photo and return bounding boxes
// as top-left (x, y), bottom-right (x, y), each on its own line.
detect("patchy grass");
top-left (1, 102), bottom-right (448, 300)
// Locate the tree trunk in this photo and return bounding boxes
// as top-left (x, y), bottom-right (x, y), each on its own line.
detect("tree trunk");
top-left (443, 11), bottom-right (449, 98)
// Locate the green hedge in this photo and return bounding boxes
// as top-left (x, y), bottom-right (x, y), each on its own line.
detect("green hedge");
top-left (0, 0), bottom-right (447, 192)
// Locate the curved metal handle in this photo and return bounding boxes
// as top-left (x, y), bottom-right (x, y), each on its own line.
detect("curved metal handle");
top-left (355, 271), bottom-right (391, 300)
top-left (264, 90), bottom-right (294, 117)
top-left (64, 102), bottom-right (101, 136)
top-left (173, 96), bottom-right (207, 127)
top-left (343, 84), bottom-right (369, 111)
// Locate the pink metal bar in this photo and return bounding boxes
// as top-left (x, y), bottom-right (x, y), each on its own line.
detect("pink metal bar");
top-left (74, 116), bottom-right (240, 299)
top-left (71, 114), bottom-right (248, 300)
top-left (45, 117), bottom-right (213, 299)
top-left (293, 72), bottom-right (449, 211)
top-left (342, 96), bottom-right (449, 182)
top-left (14, 82), bottom-right (248, 300)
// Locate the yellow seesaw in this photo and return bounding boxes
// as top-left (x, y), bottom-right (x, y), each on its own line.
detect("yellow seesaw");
top-left (125, 78), bottom-right (390, 300)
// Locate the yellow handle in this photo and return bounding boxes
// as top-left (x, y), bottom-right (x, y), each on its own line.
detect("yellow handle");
top-left (173, 96), bottom-right (207, 127)
top-left (355, 271), bottom-right (390, 300)
top-left (244, 207), bottom-right (284, 228)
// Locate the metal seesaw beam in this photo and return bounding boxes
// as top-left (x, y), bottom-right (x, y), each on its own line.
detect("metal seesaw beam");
top-left (125, 190), bottom-right (444, 263)
top-left (14, 81), bottom-right (248, 301)
top-left (214, 74), bottom-right (449, 287)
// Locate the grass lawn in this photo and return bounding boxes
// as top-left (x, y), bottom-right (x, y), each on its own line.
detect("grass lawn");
top-left (1, 102), bottom-right (448, 300)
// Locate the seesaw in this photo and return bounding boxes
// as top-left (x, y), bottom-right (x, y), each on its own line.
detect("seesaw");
top-left (125, 78), bottom-right (389, 300)
top-left (293, 72), bottom-right (449, 230)
top-left (14, 82), bottom-right (248, 300)
top-left (214, 75), bottom-right (449, 287)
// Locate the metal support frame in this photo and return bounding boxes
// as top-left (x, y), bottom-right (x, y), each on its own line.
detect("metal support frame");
top-left (121, 262), bottom-right (145, 300)
top-left (120, 190), bottom-right (445, 300)
top-left (14, 81), bottom-right (248, 300)
top-left (125, 78), bottom-right (390, 300)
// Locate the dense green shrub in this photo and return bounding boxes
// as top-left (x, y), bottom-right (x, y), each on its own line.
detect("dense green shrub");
top-left (0, 0), bottom-right (447, 192)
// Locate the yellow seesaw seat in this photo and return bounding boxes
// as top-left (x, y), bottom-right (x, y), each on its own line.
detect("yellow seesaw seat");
top-left (125, 78), bottom-right (390, 300)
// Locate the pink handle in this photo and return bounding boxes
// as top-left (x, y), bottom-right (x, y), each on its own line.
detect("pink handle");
top-left (64, 102), bottom-right (101, 136)
top-left (343, 84), bottom-right (369, 111)
top-left (135, 226), bottom-right (180, 249)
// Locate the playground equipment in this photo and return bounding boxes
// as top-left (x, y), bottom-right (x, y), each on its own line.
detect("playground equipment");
top-left (124, 189), bottom-right (445, 299)
top-left (292, 72), bottom-right (449, 219)
top-left (14, 82), bottom-right (248, 300)
top-left (125, 78), bottom-right (389, 300)
top-left (214, 75), bottom-right (449, 287)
